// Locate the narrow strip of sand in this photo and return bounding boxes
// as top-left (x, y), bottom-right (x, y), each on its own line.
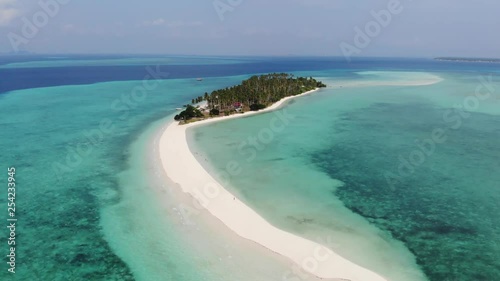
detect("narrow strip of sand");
top-left (159, 89), bottom-right (388, 281)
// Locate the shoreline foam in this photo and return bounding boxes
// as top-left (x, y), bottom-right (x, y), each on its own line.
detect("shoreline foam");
top-left (159, 88), bottom-right (388, 280)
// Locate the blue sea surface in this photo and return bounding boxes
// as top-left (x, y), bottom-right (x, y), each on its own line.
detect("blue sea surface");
top-left (191, 69), bottom-right (500, 280)
top-left (1, 55), bottom-right (499, 280)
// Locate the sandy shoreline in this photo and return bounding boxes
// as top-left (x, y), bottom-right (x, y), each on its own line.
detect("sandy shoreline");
top-left (158, 88), bottom-right (388, 280)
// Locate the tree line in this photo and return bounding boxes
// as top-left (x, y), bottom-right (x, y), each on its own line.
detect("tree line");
top-left (196, 73), bottom-right (326, 110)
top-left (176, 73), bottom-right (326, 121)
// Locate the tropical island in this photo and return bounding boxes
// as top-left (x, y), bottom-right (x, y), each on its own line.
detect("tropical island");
top-left (174, 73), bottom-right (326, 123)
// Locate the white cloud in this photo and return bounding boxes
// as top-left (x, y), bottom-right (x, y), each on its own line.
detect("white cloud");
top-left (61, 24), bottom-right (76, 32)
top-left (141, 18), bottom-right (165, 27)
top-left (166, 20), bottom-right (202, 28)
top-left (0, 0), bottom-right (20, 26)
top-left (0, 0), bottom-right (16, 5)
top-left (140, 18), bottom-right (202, 28)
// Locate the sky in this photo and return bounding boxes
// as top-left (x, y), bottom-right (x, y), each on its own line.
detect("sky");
top-left (0, 0), bottom-right (498, 58)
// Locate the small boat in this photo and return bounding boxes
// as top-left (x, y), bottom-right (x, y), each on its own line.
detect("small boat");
top-left (196, 78), bottom-right (203, 81)
top-left (176, 108), bottom-right (183, 110)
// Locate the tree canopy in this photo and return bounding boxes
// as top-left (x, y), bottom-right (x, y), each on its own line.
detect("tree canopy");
top-left (177, 73), bottom-right (326, 122)
top-left (174, 105), bottom-right (203, 121)
top-left (194, 73), bottom-right (326, 112)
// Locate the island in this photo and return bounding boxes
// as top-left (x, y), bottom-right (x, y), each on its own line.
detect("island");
top-left (160, 74), bottom-right (389, 281)
top-left (174, 73), bottom-right (326, 123)
top-left (435, 57), bottom-right (500, 63)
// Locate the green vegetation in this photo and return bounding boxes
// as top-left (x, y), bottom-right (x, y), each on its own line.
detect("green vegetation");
top-left (199, 73), bottom-right (326, 112)
top-left (175, 73), bottom-right (327, 122)
top-left (209, 108), bottom-right (220, 116)
top-left (191, 95), bottom-right (205, 104)
top-left (174, 105), bottom-right (203, 121)
top-left (249, 104), bottom-right (266, 111)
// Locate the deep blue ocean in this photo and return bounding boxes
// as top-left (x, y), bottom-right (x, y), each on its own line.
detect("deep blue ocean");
top-left (2, 55), bottom-right (500, 93)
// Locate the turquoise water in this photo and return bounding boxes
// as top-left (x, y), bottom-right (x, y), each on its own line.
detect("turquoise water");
top-left (0, 77), bottom-right (187, 280)
top-left (1, 57), bottom-right (499, 281)
top-left (191, 71), bottom-right (500, 280)
top-left (0, 73), bottom-right (269, 280)
top-left (0, 65), bottom-right (329, 281)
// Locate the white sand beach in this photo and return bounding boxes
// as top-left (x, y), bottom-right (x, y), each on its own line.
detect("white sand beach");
top-left (158, 89), bottom-right (389, 281)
